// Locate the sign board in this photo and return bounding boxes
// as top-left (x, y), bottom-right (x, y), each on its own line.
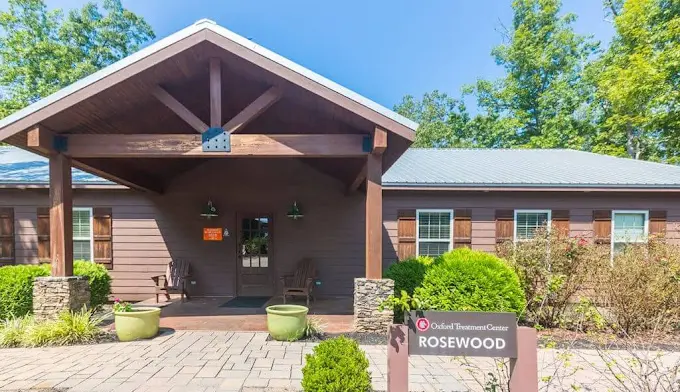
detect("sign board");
top-left (203, 228), bottom-right (223, 241)
top-left (406, 311), bottom-right (517, 358)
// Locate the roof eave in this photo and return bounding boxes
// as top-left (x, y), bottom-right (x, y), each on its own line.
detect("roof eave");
top-left (382, 184), bottom-right (680, 192)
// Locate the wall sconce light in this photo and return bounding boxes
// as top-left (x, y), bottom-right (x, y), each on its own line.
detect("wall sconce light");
top-left (286, 201), bottom-right (303, 220)
top-left (200, 200), bottom-right (219, 219)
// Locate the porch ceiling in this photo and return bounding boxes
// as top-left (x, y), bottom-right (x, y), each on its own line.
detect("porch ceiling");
top-left (0, 23), bottom-right (415, 193)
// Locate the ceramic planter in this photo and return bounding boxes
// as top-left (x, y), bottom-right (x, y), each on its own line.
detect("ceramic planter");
top-left (114, 307), bottom-right (161, 342)
top-left (266, 304), bottom-right (309, 341)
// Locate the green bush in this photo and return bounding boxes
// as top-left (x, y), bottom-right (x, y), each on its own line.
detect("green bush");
top-left (301, 336), bottom-right (371, 392)
top-left (413, 248), bottom-right (526, 316)
top-left (0, 264), bottom-right (49, 320)
top-left (0, 309), bottom-right (104, 347)
top-left (73, 261), bottom-right (111, 309)
top-left (384, 256), bottom-right (434, 297)
top-left (0, 261), bottom-right (111, 319)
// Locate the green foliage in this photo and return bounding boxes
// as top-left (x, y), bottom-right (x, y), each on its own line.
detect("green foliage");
top-left (113, 298), bottom-right (132, 313)
top-left (303, 316), bottom-right (326, 339)
top-left (413, 248), bottom-right (526, 316)
top-left (301, 336), bottom-right (371, 392)
top-left (0, 264), bottom-right (49, 320)
top-left (74, 260), bottom-right (111, 309)
top-left (0, 0), bottom-right (154, 118)
top-left (384, 256), bottom-right (434, 297)
top-left (0, 309), bottom-right (104, 347)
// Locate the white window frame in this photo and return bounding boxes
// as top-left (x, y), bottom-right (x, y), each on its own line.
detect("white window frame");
top-left (415, 209), bottom-right (454, 257)
top-left (514, 209), bottom-right (552, 242)
top-left (73, 207), bottom-right (94, 262)
top-left (611, 210), bottom-right (649, 258)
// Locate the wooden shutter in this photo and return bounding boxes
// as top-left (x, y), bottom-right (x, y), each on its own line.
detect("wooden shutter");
top-left (453, 209), bottom-right (472, 248)
top-left (37, 207), bottom-right (51, 261)
top-left (649, 210), bottom-right (667, 236)
top-left (495, 210), bottom-right (514, 243)
top-left (93, 208), bottom-right (113, 270)
top-left (552, 210), bottom-right (570, 237)
top-left (397, 210), bottom-right (416, 260)
top-left (593, 210), bottom-right (612, 244)
top-left (0, 208), bottom-right (14, 266)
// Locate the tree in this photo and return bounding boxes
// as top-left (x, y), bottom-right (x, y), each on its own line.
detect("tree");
top-left (466, 0), bottom-right (600, 150)
top-left (394, 90), bottom-right (473, 148)
top-left (0, 0), bottom-right (154, 118)
top-left (593, 0), bottom-right (680, 161)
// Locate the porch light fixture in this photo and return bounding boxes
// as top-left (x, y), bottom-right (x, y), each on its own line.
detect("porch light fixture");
top-left (200, 200), bottom-right (219, 219)
top-left (286, 201), bottom-right (303, 220)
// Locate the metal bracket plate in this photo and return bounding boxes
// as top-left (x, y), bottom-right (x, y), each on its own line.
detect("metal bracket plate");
top-left (202, 127), bottom-right (231, 152)
top-left (362, 135), bottom-right (372, 153)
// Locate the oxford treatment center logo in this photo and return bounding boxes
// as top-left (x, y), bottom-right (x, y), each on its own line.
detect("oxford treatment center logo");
top-left (408, 312), bottom-right (517, 358)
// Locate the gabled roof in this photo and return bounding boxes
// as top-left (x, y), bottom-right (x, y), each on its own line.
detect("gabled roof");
top-left (6, 147), bottom-right (680, 191)
top-left (0, 19), bottom-right (417, 142)
top-left (383, 148), bottom-right (680, 190)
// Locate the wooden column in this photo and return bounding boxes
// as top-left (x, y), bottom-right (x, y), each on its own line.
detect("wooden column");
top-left (49, 153), bottom-right (73, 276)
top-left (209, 58), bottom-right (222, 128)
top-left (365, 152), bottom-right (383, 279)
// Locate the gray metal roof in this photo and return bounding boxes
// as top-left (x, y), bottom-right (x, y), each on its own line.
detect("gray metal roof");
top-left (0, 147), bottom-right (112, 185)
top-left (383, 148), bottom-right (680, 189)
top-left (0, 19), bottom-right (417, 139)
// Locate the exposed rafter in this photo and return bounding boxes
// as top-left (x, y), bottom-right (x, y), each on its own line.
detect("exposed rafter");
top-left (152, 86), bottom-right (209, 133)
top-left (348, 126), bottom-right (388, 193)
top-left (209, 58), bottom-right (222, 128)
top-left (223, 86), bottom-right (282, 133)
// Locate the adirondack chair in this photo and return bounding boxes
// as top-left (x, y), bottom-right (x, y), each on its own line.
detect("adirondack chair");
top-left (280, 258), bottom-right (316, 306)
top-left (151, 259), bottom-right (191, 303)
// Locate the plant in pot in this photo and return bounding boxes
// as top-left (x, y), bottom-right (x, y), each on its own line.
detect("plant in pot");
top-left (266, 304), bottom-right (309, 341)
top-left (113, 299), bottom-right (161, 342)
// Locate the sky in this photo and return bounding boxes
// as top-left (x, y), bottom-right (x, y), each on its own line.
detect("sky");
top-left (0, 0), bottom-right (615, 111)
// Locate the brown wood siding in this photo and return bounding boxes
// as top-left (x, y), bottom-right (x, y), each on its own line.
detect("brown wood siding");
top-left (0, 159), bottom-right (366, 301)
top-left (383, 191), bottom-right (680, 266)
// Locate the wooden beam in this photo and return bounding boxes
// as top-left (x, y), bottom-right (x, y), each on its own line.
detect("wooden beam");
top-left (365, 153), bottom-right (383, 279)
top-left (61, 134), bottom-right (368, 158)
top-left (209, 58), bottom-right (222, 128)
top-left (152, 86), bottom-right (209, 133)
top-left (223, 86), bottom-right (281, 133)
top-left (26, 125), bottom-right (163, 193)
top-left (348, 163), bottom-right (367, 193)
top-left (49, 153), bottom-right (73, 277)
top-left (373, 126), bottom-right (388, 155)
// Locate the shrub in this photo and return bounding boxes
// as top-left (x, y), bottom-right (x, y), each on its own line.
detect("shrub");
top-left (497, 230), bottom-right (608, 328)
top-left (413, 248), bottom-right (526, 316)
top-left (74, 260), bottom-right (111, 309)
top-left (0, 264), bottom-right (49, 319)
top-left (383, 256), bottom-right (434, 321)
top-left (301, 336), bottom-right (371, 392)
top-left (0, 309), bottom-right (104, 347)
top-left (601, 238), bottom-right (680, 334)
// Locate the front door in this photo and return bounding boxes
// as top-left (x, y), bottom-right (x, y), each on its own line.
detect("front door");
top-left (237, 215), bottom-right (273, 297)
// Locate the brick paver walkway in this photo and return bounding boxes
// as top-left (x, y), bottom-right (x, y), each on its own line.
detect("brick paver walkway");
top-left (1, 330), bottom-right (678, 391)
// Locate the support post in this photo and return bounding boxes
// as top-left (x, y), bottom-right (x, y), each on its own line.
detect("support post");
top-left (365, 152), bottom-right (382, 279)
top-left (387, 324), bottom-right (409, 392)
top-left (49, 153), bottom-right (73, 277)
top-left (210, 58), bottom-right (222, 128)
top-left (509, 327), bottom-right (539, 392)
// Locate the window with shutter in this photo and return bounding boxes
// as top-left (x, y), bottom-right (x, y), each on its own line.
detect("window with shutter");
top-left (0, 208), bottom-right (14, 266)
top-left (453, 209), bottom-right (472, 248)
top-left (37, 208), bottom-right (50, 261)
top-left (397, 210), bottom-right (416, 260)
top-left (495, 210), bottom-right (514, 243)
top-left (416, 209), bottom-right (453, 257)
top-left (93, 208), bottom-right (113, 270)
top-left (514, 210), bottom-right (551, 241)
top-left (612, 210), bottom-right (648, 256)
top-left (73, 208), bottom-right (93, 261)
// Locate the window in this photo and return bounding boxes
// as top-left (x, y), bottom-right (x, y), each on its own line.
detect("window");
top-left (612, 210), bottom-right (648, 256)
top-left (514, 210), bottom-right (551, 241)
top-left (73, 208), bottom-right (93, 261)
top-left (416, 210), bottom-right (453, 257)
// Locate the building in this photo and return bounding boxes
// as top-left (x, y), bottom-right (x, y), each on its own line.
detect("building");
top-left (1, 20), bottom-right (679, 329)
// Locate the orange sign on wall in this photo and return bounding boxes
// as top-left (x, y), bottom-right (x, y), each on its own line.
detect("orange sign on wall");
top-left (203, 228), bottom-right (223, 241)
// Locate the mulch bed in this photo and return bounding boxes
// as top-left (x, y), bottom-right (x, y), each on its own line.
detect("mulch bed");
top-left (538, 329), bottom-right (680, 351)
top-left (267, 332), bottom-right (387, 345)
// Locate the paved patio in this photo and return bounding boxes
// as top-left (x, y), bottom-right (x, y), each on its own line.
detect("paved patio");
top-left (1, 330), bottom-right (678, 391)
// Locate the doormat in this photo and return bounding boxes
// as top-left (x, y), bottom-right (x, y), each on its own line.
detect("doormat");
top-left (219, 296), bottom-right (271, 308)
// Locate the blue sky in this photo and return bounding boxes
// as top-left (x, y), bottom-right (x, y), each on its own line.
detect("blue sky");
top-left (2, 0), bottom-right (614, 110)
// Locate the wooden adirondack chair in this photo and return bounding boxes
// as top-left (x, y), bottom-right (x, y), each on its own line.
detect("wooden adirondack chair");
top-left (151, 259), bottom-right (191, 303)
top-left (280, 258), bottom-right (316, 306)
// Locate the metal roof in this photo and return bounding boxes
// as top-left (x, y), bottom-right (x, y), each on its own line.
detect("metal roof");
top-left (0, 19), bottom-right (417, 139)
top-left (4, 147), bottom-right (680, 190)
top-left (382, 148), bottom-right (680, 189)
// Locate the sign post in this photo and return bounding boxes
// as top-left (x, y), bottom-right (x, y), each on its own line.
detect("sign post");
top-left (387, 311), bottom-right (537, 392)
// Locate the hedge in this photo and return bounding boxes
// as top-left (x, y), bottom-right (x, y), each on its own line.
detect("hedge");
top-left (0, 261), bottom-right (112, 320)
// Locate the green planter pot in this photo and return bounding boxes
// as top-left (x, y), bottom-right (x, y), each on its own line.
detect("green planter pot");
top-left (266, 304), bottom-right (309, 341)
top-left (114, 307), bottom-right (161, 342)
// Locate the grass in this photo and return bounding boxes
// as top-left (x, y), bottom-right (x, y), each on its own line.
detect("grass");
top-left (0, 308), bottom-right (106, 348)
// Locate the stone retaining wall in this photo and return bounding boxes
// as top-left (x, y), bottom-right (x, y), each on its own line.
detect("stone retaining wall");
top-left (33, 276), bottom-right (90, 320)
top-left (353, 278), bottom-right (394, 333)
